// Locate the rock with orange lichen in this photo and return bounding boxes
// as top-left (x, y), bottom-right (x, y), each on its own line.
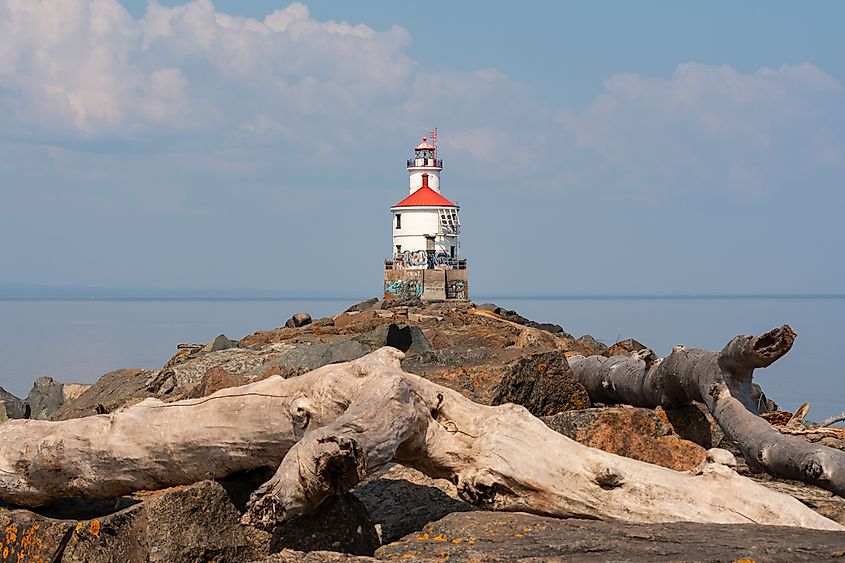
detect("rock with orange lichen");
top-left (604, 337), bottom-right (648, 357)
top-left (0, 478), bottom-right (390, 562)
top-left (491, 350), bottom-right (591, 417)
top-left (542, 406), bottom-right (707, 471)
top-left (375, 511), bottom-right (845, 562)
top-left (0, 480), bottom-right (270, 562)
top-left (0, 514), bottom-right (69, 563)
top-left (250, 550), bottom-right (376, 562)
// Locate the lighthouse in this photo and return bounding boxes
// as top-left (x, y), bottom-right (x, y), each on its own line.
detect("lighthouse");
top-left (384, 130), bottom-right (469, 301)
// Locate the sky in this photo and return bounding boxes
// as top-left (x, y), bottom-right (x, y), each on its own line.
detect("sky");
top-left (1, 0), bottom-right (844, 297)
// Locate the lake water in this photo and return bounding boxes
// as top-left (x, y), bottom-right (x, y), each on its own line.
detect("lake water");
top-left (1, 296), bottom-right (842, 423)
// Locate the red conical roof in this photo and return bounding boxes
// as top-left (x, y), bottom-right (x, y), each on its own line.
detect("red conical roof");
top-left (394, 173), bottom-right (456, 208)
top-left (393, 186), bottom-right (457, 208)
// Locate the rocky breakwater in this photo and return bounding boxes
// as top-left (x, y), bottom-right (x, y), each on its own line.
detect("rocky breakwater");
top-left (0, 300), bottom-right (843, 562)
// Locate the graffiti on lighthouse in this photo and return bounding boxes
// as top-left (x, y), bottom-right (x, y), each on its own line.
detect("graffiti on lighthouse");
top-left (384, 130), bottom-right (470, 300)
top-left (392, 250), bottom-right (453, 270)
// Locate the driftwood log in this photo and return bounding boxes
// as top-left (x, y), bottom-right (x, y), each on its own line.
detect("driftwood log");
top-left (0, 347), bottom-right (840, 531)
top-left (821, 412), bottom-right (845, 428)
top-left (569, 325), bottom-right (845, 498)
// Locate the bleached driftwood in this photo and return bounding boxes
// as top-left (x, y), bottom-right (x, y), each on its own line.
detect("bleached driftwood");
top-left (821, 412), bottom-right (845, 428)
top-left (569, 325), bottom-right (845, 498)
top-left (0, 348), bottom-right (840, 531)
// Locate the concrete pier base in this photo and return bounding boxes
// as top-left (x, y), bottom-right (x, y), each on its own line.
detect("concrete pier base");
top-left (384, 268), bottom-right (468, 301)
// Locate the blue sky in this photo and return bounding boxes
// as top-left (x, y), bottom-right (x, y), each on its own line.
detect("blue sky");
top-left (2, 0), bottom-right (843, 296)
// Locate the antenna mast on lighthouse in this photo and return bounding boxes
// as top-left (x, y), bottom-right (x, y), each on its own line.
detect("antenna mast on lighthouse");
top-left (430, 128), bottom-right (438, 158)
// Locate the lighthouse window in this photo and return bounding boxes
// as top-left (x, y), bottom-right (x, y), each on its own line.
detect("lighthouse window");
top-left (395, 214), bottom-right (402, 229)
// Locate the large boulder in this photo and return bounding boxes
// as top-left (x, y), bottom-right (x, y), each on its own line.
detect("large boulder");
top-left (201, 333), bottom-right (237, 352)
top-left (0, 387), bottom-right (26, 419)
top-left (285, 313), bottom-right (313, 328)
top-left (376, 511), bottom-right (845, 562)
top-left (238, 324), bottom-right (431, 382)
top-left (491, 350), bottom-right (591, 416)
top-left (333, 311), bottom-right (376, 329)
top-left (25, 377), bottom-right (93, 420)
top-left (52, 368), bottom-right (155, 421)
top-left (0, 476), bottom-right (407, 561)
top-left (368, 323), bottom-right (431, 355)
top-left (344, 297), bottom-right (380, 313)
top-left (153, 346), bottom-right (285, 393)
top-left (660, 402), bottom-right (726, 450)
top-left (0, 480), bottom-right (271, 562)
top-left (604, 337), bottom-right (648, 357)
top-left (352, 465), bottom-right (472, 545)
top-left (252, 550), bottom-right (376, 562)
top-left (542, 406), bottom-right (707, 471)
top-left (574, 334), bottom-right (608, 355)
top-left (26, 376), bottom-right (66, 420)
top-left (181, 366), bottom-right (252, 399)
top-left (270, 494), bottom-right (380, 555)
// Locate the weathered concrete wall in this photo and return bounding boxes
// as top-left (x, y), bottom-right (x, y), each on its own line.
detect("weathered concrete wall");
top-left (421, 270), bottom-right (446, 301)
top-left (384, 268), bottom-right (468, 301)
top-left (384, 269), bottom-right (423, 300)
top-left (445, 269), bottom-right (468, 300)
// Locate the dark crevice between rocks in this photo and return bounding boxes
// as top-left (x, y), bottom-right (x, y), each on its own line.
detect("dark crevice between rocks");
top-left (27, 496), bottom-right (140, 521)
top-left (219, 468), bottom-right (277, 513)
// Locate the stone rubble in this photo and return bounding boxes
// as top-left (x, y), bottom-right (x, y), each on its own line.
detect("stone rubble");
top-left (1, 297), bottom-right (842, 561)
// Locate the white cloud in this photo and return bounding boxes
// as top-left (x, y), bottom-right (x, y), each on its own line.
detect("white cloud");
top-left (557, 63), bottom-right (844, 200)
top-left (0, 1), bottom-right (842, 203)
top-left (0, 0), bottom-right (415, 142)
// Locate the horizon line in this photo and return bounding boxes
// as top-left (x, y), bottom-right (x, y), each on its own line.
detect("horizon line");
top-left (2, 293), bottom-right (844, 302)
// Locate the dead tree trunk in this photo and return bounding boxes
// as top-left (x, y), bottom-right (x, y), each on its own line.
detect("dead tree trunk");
top-left (568, 325), bottom-right (845, 498)
top-left (0, 347), bottom-right (840, 531)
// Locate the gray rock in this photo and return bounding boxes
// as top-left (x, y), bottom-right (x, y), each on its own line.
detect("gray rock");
top-left (377, 511), bottom-right (845, 562)
top-left (576, 334), bottom-right (608, 355)
top-left (476, 303), bottom-right (502, 315)
top-left (352, 465), bottom-right (472, 545)
top-left (536, 322), bottom-right (570, 337)
top-left (51, 368), bottom-right (155, 421)
top-left (252, 550), bottom-right (376, 562)
top-left (257, 340), bottom-right (375, 378)
top-left (0, 386), bottom-right (26, 419)
top-left (662, 401), bottom-right (726, 450)
top-left (252, 323), bottom-right (433, 380)
top-left (26, 376), bottom-right (66, 420)
top-left (344, 298), bottom-right (380, 313)
top-left (491, 350), bottom-right (591, 416)
top-left (1, 480), bottom-right (271, 562)
top-left (752, 382), bottom-right (778, 413)
top-left (355, 323), bottom-right (431, 355)
top-left (381, 297), bottom-right (422, 309)
top-left (270, 493), bottom-right (380, 555)
top-left (285, 312), bottom-right (313, 328)
top-left (202, 333), bottom-right (237, 352)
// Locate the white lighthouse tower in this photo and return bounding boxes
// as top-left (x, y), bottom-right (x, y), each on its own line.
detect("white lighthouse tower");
top-left (384, 130), bottom-right (468, 301)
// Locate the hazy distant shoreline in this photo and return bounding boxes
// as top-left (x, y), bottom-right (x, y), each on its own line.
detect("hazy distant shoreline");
top-left (2, 296), bottom-right (844, 421)
top-left (2, 288), bottom-right (844, 302)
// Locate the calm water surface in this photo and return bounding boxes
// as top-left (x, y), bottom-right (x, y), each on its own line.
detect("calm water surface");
top-left (1, 297), bottom-right (842, 422)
